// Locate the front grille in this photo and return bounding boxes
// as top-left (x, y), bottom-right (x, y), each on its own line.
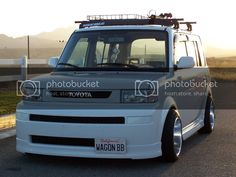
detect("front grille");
top-left (31, 135), bottom-right (94, 147)
top-left (29, 114), bottom-right (125, 124)
top-left (50, 91), bottom-right (111, 98)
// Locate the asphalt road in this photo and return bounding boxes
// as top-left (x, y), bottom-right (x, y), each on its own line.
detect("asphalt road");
top-left (0, 110), bottom-right (236, 177)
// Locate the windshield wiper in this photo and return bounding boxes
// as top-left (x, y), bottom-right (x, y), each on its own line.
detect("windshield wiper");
top-left (97, 63), bottom-right (138, 68)
top-left (57, 63), bottom-right (80, 68)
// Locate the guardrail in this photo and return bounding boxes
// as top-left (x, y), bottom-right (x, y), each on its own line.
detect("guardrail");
top-left (0, 56), bottom-right (48, 82)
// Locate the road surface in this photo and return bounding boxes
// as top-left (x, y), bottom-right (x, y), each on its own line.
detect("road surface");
top-left (0, 110), bottom-right (235, 177)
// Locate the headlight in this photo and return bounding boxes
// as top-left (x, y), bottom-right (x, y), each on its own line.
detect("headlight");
top-left (21, 87), bottom-right (42, 101)
top-left (121, 90), bottom-right (158, 103)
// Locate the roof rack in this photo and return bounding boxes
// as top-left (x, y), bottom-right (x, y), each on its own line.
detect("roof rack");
top-left (87, 14), bottom-right (146, 20)
top-left (75, 13), bottom-right (196, 31)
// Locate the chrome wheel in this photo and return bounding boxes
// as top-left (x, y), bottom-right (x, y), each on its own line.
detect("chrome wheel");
top-left (173, 118), bottom-right (182, 157)
top-left (198, 97), bottom-right (215, 134)
top-left (209, 101), bottom-right (215, 130)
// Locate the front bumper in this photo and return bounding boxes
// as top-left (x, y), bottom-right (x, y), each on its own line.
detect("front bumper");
top-left (16, 105), bottom-right (166, 159)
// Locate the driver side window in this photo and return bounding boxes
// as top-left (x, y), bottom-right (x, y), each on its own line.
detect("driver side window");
top-left (174, 41), bottom-right (187, 64)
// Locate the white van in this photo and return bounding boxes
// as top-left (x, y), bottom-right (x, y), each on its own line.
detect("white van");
top-left (16, 13), bottom-right (215, 162)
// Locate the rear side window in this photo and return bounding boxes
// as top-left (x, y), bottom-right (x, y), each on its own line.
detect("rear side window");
top-left (195, 41), bottom-right (206, 66)
top-left (193, 41), bottom-right (202, 66)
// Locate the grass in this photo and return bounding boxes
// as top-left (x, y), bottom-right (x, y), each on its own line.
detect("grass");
top-left (0, 91), bottom-right (21, 115)
top-left (207, 57), bottom-right (236, 81)
top-left (0, 82), bottom-right (21, 115)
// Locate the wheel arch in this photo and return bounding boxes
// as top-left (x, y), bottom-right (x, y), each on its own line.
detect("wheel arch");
top-left (158, 96), bottom-right (181, 140)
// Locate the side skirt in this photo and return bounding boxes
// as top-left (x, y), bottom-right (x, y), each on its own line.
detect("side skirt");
top-left (182, 110), bottom-right (205, 140)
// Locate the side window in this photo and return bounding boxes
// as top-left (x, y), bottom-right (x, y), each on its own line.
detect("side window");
top-left (194, 41), bottom-right (202, 66)
top-left (68, 38), bottom-right (88, 66)
top-left (196, 41), bottom-right (206, 66)
top-left (186, 41), bottom-right (198, 66)
top-left (174, 42), bottom-right (187, 64)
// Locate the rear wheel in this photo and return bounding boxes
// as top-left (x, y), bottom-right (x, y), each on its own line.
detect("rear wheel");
top-left (161, 109), bottom-right (182, 162)
top-left (198, 96), bottom-right (215, 134)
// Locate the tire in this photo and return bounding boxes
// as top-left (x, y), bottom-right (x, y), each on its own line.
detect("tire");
top-left (161, 109), bottom-right (182, 162)
top-left (198, 96), bottom-right (215, 134)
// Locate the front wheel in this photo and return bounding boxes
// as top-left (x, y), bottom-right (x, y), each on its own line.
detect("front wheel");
top-left (161, 109), bottom-right (182, 162)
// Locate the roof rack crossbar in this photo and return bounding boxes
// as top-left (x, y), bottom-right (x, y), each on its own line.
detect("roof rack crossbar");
top-left (179, 22), bottom-right (197, 31)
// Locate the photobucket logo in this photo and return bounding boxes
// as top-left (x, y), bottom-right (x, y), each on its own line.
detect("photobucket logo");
top-left (16, 80), bottom-right (40, 97)
top-left (135, 80), bottom-right (159, 97)
top-left (165, 79), bottom-right (218, 89)
top-left (46, 80), bottom-right (100, 89)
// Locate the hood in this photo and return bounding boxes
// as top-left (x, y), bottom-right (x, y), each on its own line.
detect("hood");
top-left (31, 71), bottom-right (167, 90)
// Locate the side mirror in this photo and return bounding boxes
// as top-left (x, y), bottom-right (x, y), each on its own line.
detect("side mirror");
top-left (48, 57), bottom-right (59, 68)
top-left (177, 56), bottom-right (195, 69)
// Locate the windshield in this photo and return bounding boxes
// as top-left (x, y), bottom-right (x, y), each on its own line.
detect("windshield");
top-left (57, 30), bottom-right (168, 71)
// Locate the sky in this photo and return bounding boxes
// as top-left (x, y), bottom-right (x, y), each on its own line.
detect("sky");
top-left (0, 0), bottom-right (236, 49)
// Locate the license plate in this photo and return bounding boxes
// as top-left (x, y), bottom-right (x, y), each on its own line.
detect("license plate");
top-left (95, 138), bottom-right (126, 153)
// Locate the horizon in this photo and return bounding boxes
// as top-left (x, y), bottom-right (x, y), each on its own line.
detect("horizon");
top-left (1, 26), bottom-right (236, 58)
top-left (1, 0), bottom-right (236, 57)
